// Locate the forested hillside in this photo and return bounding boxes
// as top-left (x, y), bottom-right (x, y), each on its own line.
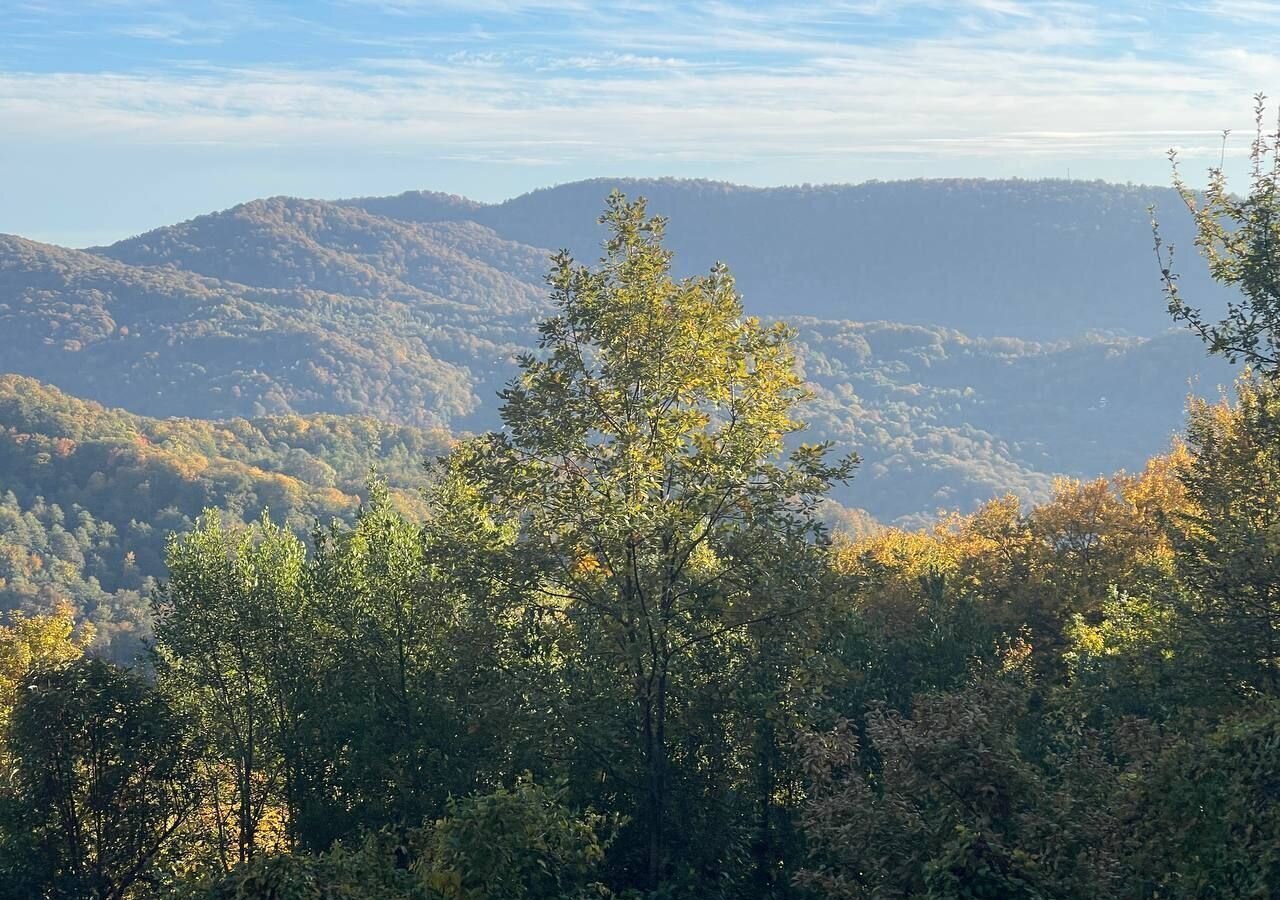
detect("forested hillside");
top-left (0, 180), bottom-right (1233, 527)
top-left (0, 375), bottom-right (446, 660)
top-left (0, 176), bottom-right (1240, 670)
top-left (98, 197), bottom-right (550, 312)
top-left (0, 232), bottom-right (523, 427)
top-left (0, 323), bottom-right (1222, 642)
top-left (342, 177), bottom-right (1230, 337)
top-left (793, 319), bottom-right (1223, 522)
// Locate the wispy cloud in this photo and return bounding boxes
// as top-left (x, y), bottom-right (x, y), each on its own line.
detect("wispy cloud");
top-left (1194, 0), bottom-right (1280, 26)
top-left (2, 1), bottom-right (1268, 165)
top-left (1, 0), bottom-right (1277, 242)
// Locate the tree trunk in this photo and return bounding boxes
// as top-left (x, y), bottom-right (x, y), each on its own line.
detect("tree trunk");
top-left (753, 717), bottom-right (778, 893)
top-left (643, 670), bottom-right (669, 889)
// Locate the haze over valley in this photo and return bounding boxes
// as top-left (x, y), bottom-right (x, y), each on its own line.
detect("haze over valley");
top-left (1, 177), bottom-right (1229, 536)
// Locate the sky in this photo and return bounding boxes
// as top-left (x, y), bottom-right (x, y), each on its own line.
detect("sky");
top-left (2, 0), bottom-right (1279, 247)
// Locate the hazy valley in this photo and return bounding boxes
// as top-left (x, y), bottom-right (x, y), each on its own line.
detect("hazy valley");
top-left (1, 178), bottom-right (1230, 531)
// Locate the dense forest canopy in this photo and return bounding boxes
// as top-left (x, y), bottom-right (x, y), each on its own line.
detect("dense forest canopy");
top-left (2, 125), bottom-right (1280, 896)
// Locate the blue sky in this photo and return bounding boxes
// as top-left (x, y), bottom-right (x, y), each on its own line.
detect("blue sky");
top-left (2, 0), bottom-right (1278, 246)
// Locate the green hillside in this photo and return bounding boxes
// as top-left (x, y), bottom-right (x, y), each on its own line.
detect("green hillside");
top-left (0, 375), bottom-right (448, 659)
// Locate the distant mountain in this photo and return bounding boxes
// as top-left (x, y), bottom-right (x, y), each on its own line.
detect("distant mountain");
top-left (343, 177), bottom-right (1226, 339)
top-left (0, 230), bottom-right (529, 428)
top-left (98, 197), bottom-right (550, 311)
top-left (0, 177), bottom-right (1235, 529)
top-left (794, 319), bottom-right (1226, 523)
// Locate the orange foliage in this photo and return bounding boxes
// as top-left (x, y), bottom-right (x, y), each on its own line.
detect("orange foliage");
top-left (836, 451), bottom-right (1191, 655)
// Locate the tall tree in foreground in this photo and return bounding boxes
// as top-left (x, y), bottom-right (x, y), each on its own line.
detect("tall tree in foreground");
top-left (1172, 379), bottom-right (1280, 693)
top-left (1153, 94), bottom-right (1280, 693)
top-left (0, 605), bottom-right (93, 893)
top-left (6, 659), bottom-right (200, 900)
top-left (1157, 92), bottom-right (1280, 372)
top-left (443, 192), bottom-right (854, 888)
top-left (0, 604), bottom-right (91, 769)
top-left (301, 480), bottom-right (524, 847)
top-left (153, 513), bottom-right (310, 870)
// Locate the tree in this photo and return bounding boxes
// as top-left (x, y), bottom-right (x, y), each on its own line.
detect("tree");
top-left (0, 604), bottom-right (94, 894)
top-left (6, 658), bottom-right (200, 900)
top-left (203, 839), bottom-right (423, 900)
top-left (1129, 701), bottom-right (1280, 898)
top-left (1171, 377), bottom-right (1280, 693)
top-left (303, 482), bottom-right (441, 844)
top-left (1157, 93), bottom-right (1280, 372)
top-left (442, 192), bottom-right (853, 888)
top-left (797, 651), bottom-right (1129, 900)
top-left (152, 512), bottom-right (310, 870)
top-left (204, 778), bottom-right (613, 900)
top-left (0, 603), bottom-right (90, 764)
top-left (418, 776), bottom-right (616, 900)
top-left (301, 480), bottom-right (514, 846)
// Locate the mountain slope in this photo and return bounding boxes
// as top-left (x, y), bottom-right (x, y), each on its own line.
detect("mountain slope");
top-left (0, 177), bottom-right (1237, 526)
top-left (0, 374), bottom-right (448, 659)
top-left (795, 319), bottom-right (1227, 521)
top-left (98, 197), bottom-right (550, 314)
top-left (0, 233), bottom-right (518, 427)
top-left (343, 177), bottom-right (1226, 338)
top-left (1, 224), bottom-right (1230, 523)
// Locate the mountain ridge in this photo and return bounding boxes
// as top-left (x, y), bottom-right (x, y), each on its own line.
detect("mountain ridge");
top-left (0, 177), bottom-right (1234, 526)
top-left (334, 176), bottom-right (1227, 338)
